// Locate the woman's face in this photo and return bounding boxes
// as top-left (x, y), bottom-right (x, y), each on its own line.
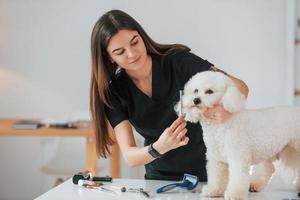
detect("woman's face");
top-left (106, 29), bottom-right (149, 72)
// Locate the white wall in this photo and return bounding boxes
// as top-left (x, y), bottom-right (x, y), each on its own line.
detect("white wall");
top-left (0, 0), bottom-right (296, 199)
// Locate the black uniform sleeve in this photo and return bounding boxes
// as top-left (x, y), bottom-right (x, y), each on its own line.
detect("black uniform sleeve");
top-left (104, 85), bottom-right (129, 128)
top-left (171, 51), bottom-right (214, 82)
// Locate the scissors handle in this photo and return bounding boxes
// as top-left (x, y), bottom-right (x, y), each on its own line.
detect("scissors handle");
top-left (156, 183), bottom-right (180, 193)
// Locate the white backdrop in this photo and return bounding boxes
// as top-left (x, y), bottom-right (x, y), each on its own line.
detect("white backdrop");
top-left (0, 0), bottom-right (297, 199)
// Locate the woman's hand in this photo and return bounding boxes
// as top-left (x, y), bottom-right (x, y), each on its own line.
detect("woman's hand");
top-left (203, 104), bottom-right (232, 123)
top-left (153, 116), bottom-right (189, 155)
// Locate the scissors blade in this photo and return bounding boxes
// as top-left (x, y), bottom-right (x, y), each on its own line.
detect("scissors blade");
top-left (179, 90), bottom-right (183, 116)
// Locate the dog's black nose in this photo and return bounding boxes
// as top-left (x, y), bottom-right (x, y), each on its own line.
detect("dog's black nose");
top-left (193, 98), bottom-right (201, 105)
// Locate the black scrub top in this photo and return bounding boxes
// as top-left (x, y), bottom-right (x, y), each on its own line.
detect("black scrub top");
top-left (105, 51), bottom-right (213, 181)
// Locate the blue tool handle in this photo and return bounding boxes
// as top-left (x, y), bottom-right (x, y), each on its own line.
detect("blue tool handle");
top-left (156, 183), bottom-right (180, 193)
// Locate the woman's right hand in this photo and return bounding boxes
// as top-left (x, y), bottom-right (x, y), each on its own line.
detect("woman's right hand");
top-left (152, 116), bottom-right (189, 155)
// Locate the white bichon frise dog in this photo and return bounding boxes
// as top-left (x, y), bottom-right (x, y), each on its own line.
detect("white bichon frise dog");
top-left (175, 71), bottom-right (300, 200)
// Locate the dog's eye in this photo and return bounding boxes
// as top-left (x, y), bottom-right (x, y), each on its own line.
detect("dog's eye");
top-left (194, 89), bottom-right (198, 93)
top-left (205, 89), bottom-right (214, 94)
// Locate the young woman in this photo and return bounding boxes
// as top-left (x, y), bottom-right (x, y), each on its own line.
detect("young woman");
top-left (90, 9), bottom-right (249, 181)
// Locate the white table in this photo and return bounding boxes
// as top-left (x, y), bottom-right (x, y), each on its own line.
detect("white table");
top-left (35, 178), bottom-right (299, 200)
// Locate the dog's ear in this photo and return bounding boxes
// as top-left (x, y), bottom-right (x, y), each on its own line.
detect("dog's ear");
top-left (221, 82), bottom-right (246, 113)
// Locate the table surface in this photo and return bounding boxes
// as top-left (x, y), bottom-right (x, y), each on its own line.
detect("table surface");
top-left (35, 178), bottom-right (299, 200)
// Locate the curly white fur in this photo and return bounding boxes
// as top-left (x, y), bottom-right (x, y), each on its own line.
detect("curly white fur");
top-left (175, 71), bottom-right (300, 200)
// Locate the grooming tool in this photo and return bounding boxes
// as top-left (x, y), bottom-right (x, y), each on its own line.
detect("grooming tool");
top-left (179, 90), bottom-right (183, 116)
top-left (80, 183), bottom-right (118, 195)
top-left (100, 186), bottom-right (119, 195)
top-left (127, 188), bottom-right (150, 198)
top-left (78, 181), bottom-right (102, 189)
top-left (156, 173), bottom-right (198, 193)
top-left (109, 185), bottom-right (127, 192)
top-left (85, 183), bottom-right (103, 189)
top-left (78, 179), bottom-right (103, 187)
top-left (92, 176), bottom-right (113, 182)
top-left (73, 170), bottom-right (92, 184)
top-left (73, 170), bottom-right (112, 184)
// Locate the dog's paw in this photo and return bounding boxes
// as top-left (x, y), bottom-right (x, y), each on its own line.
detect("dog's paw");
top-left (224, 192), bottom-right (246, 200)
top-left (224, 188), bottom-right (248, 200)
top-left (201, 184), bottom-right (224, 197)
top-left (249, 178), bottom-right (267, 192)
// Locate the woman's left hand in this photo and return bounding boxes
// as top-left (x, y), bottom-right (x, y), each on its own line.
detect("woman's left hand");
top-left (203, 104), bottom-right (232, 123)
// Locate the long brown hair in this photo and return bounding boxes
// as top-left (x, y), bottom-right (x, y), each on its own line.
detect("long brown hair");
top-left (90, 9), bottom-right (190, 158)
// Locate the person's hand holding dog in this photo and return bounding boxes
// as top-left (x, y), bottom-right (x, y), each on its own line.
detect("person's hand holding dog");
top-left (153, 116), bottom-right (189, 155)
top-left (203, 104), bottom-right (232, 123)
